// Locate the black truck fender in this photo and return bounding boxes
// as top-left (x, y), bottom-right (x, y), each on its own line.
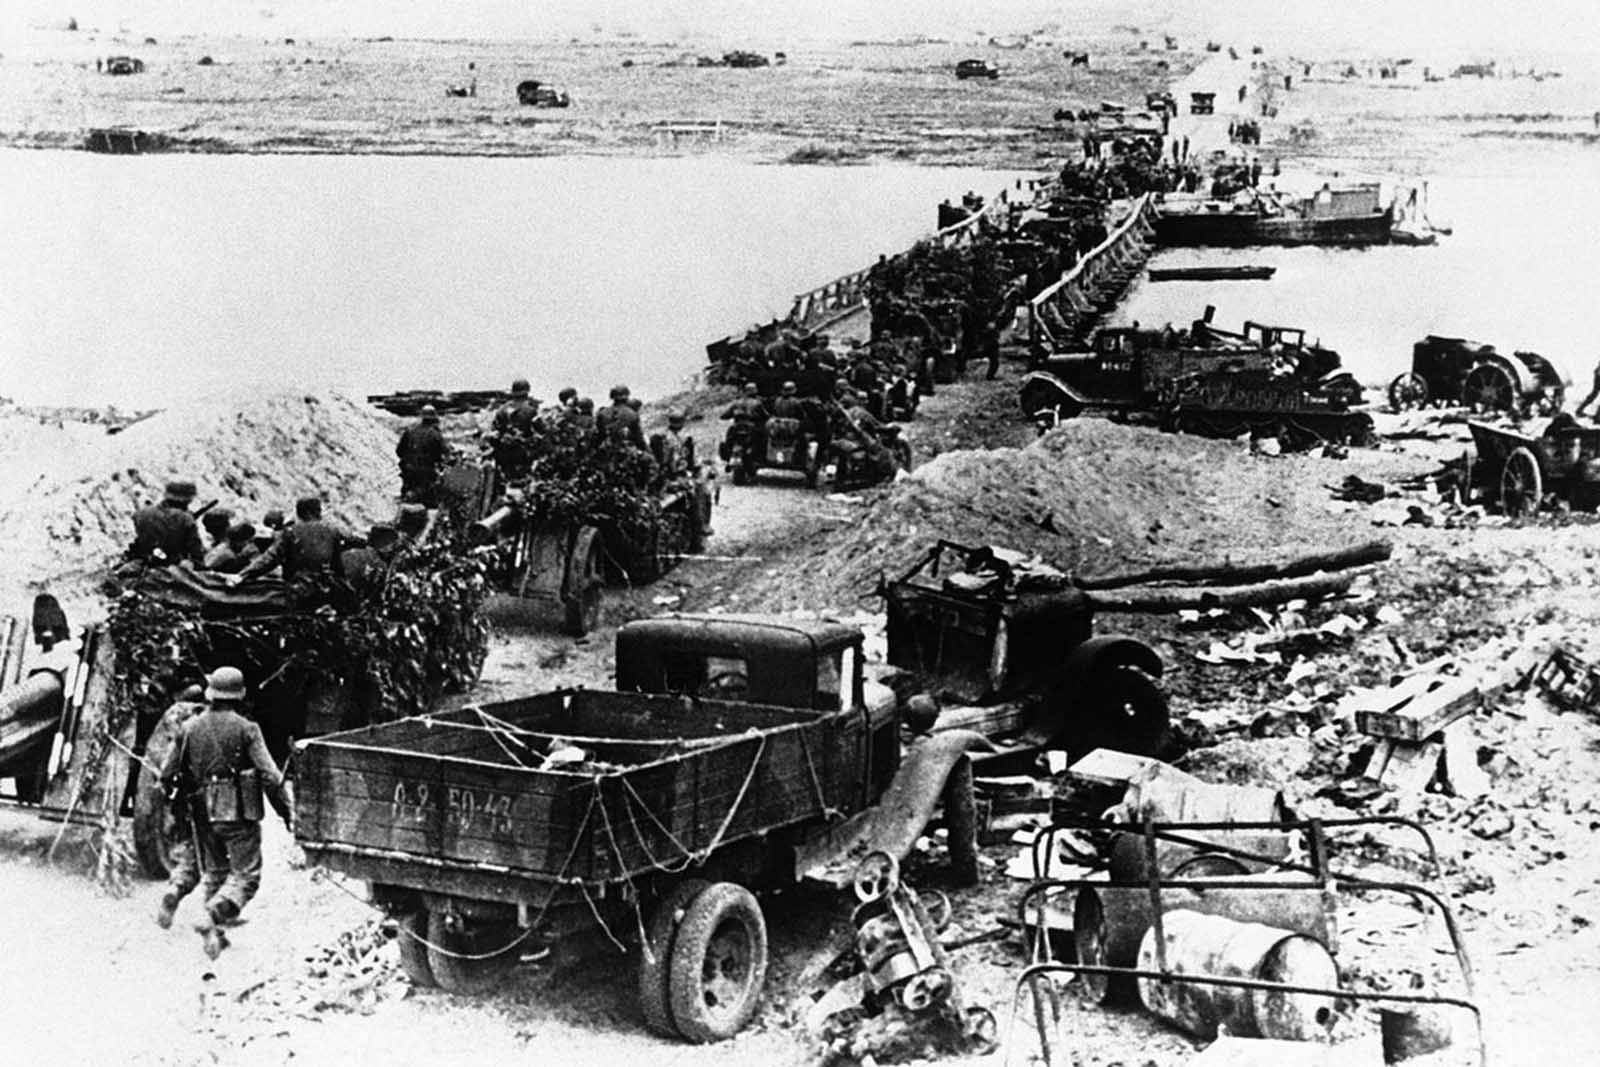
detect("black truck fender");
top-left (1062, 635), bottom-right (1164, 682)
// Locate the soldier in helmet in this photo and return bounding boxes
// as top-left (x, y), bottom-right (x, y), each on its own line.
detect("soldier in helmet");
top-left (130, 480), bottom-right (207, 567)
top-left (490, 378), bottom-right (541, 482)
top-left (652, 409), bottom-right (713, 541)
top-left (200, 507), bottom-right (233, 551)
top-left (771, 380), bottom-right (806, 421)
top-left (596, 384), bottom-right (648, 451)
top-left (234, 496), bottom-right (354, 602)
top-left (203, 522), bottom-right (258, 574)
top-left (396, 404), bottom-right (449, 506)
top-left (155, 666), bottom-right (293, 959)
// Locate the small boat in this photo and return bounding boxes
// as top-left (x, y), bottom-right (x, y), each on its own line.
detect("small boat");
top-left (1147, 265), bottom-right (1276, 282)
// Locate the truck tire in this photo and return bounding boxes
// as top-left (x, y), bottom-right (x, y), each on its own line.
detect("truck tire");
top-left (396, 910), bottom-right (438, 988)
top-left (666, 882), bottom-right (768, 1042)
top-left (1082, 666), bottom-right (1169, 758)
top-left (425, 910), bottom-right (523, 995)
top-left (638, 878), bottom-right (711, 1036)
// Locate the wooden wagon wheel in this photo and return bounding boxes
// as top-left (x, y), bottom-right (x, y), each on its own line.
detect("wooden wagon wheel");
top-left (1387, 371), bottom-right (1429, 412)
top-left (1499, 446), bottom-right (1543, 517)
top-left (1464, 362), bottom-right (1517, 414)
top-left (561, 526), bottom-right (604, 637)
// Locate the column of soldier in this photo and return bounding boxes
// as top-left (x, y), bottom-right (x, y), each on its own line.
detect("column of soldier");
top-left (127, 479), bottom-right (425, 601)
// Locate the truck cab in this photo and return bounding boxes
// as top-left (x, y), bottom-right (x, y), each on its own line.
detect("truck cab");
top-left (617, 613), bottom-right (900, 791)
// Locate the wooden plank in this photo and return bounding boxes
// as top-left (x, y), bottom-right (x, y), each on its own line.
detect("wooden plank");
top-left (1356, 677), bottom-right (1479, 741)
top-left (1441, 721), bottom-right (1489, 799)
top-left (1375, 739), bottom-right (1443, 793)
top-left (1362, 738), bottom-right (1397, 781)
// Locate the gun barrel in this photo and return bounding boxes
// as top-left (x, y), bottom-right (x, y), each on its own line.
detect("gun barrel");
top-left (468, 504), bottom-right (518, 546)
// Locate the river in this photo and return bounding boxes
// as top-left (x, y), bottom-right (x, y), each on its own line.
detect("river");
top-left (0, 152), bottom-right (1024, 408)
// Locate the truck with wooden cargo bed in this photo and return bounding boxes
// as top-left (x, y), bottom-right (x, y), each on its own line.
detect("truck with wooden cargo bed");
top-left (290, 613), bottom-right (996, 1042)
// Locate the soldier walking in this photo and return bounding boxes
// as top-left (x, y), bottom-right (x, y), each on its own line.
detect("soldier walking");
top-left (396, 404), bottom-right (449, 506)
top-left (155, 667), bottom-right (293, 959)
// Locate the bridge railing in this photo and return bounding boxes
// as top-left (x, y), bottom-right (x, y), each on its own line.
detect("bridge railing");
top-left (784, 174), bottom-right (1054, 333)
top-left (1026, 193), bottom-right (1157, 356)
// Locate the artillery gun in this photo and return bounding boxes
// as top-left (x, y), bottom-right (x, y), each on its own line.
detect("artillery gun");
top-left (443, 453), bottom-right (707, 636)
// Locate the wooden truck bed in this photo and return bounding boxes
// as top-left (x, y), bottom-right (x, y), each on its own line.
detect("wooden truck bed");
top-left (294, 689), bottom-right (870, 901)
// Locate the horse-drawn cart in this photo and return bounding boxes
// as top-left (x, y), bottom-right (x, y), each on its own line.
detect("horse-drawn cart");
top-left (1390, 336), bottom-right (1566, 416)
top-left (1467, 418), bottom-right (1600, 516)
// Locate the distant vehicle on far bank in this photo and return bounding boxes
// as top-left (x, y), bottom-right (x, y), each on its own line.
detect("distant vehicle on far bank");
top-left (956, 59), bottom-right (1000, 81)
top-left (516, 79), bottom-right (570, 107)
top-left (103, 55), bottom-right (145, 75)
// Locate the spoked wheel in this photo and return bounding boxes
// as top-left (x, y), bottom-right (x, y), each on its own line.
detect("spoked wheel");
top-left (1387, 371), bottom-right (1430, 412)
top-left (1464, 362), bottom-right (1517, 414)
top-left (852, 850), bottom-right (899, 904)
top-left (666, 882), bottom-right (768, 1043)
top-left (395, 910), bottom-right (438, 988)
top-left (1499, 446), bottom-right (1543, 517)
top-left (132, 702), bottom-right (201, 879)
top-left (562, 527), bottom-right (604, 637)
top-left (425, 910), bottom-right (524, 995)
top-left (890, 437), bottom-right (913, 474)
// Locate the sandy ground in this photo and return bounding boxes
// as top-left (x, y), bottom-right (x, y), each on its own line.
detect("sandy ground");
top-left (0, 32), bottom-right (1195, 166)
top-left (4, 22), bottom-right (1600, 1067)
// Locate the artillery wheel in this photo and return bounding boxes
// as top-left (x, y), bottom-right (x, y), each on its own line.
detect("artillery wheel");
top-left (890, 437), bottom-right (913, 474)
top-left (1387, 371), bottom-right (1429, 412)
top-left (562, 527), bottom-right (604, 637)
top-left (395, 910), bottom-right (438, 988)
top-left (132, 703), bottom-right (200, 879)
top-left (1080, 666), bottom-right (1169, 759)
top-left (1464, 362), bottom-right (1517, 414)
top-left (425, 910), bottom-right (524, 995)
top-left (666, 882), bottom-right (768, 1043)
top-left (1500, 446), bottom-right (1543, 518)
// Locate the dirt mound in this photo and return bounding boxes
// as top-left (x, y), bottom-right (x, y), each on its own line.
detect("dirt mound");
top-left (0, 391), bottom-right (402, 612)
top-left (743, 419), bottom-right (1395, 611)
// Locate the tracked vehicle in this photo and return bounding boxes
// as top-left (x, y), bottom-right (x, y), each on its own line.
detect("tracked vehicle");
top-left (1020, 308), bottom-right (1373, 449)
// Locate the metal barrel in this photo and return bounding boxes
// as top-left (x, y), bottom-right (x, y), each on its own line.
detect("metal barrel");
top-left (1073, 877), bottom-right (1336, 1005)
top-left (0, 671), bottom-right (67, 775)
top-left (1136, 910), bottom-right (1338, 1041)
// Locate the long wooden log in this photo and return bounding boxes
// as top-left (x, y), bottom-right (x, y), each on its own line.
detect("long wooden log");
top-left (1083, 570), bottom-right (1359, 614)
top-left (1075, 539), bottom-right (1392, 591)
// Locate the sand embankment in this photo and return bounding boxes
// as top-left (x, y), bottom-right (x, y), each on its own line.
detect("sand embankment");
top-left (0, 390), bottom-right (402, 614)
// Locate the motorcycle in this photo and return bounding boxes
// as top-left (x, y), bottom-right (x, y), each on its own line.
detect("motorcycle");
top-left (718, 420), bottom-right (762, 485)
top-left (831, 423), bottom-right (912, 490)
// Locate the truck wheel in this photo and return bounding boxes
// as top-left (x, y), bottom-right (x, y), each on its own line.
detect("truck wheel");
top-left (666, 882), bottom-right (768, 1042)
top-left (1083, 666), bottom-right (1169, 758)
top-left (425, 910), bottom-right (523, 995)
top-left (638, 878), bottom-right (711, 1036)
top-left (396, 910), bottom-right (438, 988)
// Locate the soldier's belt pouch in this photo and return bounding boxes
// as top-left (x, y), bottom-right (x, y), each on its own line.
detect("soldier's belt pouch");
top-left (202, 770), bottom-right (264, 821)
